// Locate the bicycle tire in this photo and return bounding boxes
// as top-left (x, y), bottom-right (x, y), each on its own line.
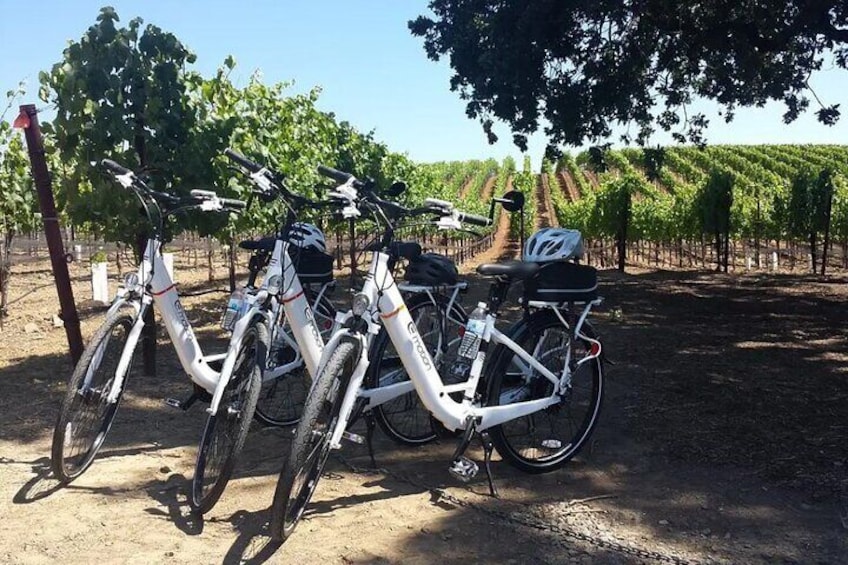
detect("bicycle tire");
top-left (270, 339), bottom-right (358, 541)
top-left (485, 309), bottom-right (603, 474)
top-left (51, 308), bottom-right (137, 483)
top-left (366, 293), bottom-right (467, 445)
top-left (191, 319), bottom-right (266, 513)
top-left (254, 289), bottom-right (336, 427)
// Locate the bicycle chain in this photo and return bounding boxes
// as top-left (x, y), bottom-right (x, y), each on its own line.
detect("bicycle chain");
top-left (334, 454), bottom-right (698, 565)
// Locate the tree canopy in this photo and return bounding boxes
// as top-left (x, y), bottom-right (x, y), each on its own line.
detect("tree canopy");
top-left (410, 1), bottom-right (848, 150)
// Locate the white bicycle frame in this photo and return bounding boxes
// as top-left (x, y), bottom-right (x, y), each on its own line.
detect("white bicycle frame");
top-left (91, 237), bottom-right (325, 418)
top-left (239, 238), bottom-right (327, 381)
top-left (323, 251), bottom-right (602, 450)
top-left (394, 281), bottom-right (467, 368)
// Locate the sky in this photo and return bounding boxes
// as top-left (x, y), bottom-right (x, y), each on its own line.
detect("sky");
top-left (1, 0), bottom-right (847, 166)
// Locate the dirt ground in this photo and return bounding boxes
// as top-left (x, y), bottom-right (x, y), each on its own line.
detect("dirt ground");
top-left (1, 254), bottom-right (847, 564)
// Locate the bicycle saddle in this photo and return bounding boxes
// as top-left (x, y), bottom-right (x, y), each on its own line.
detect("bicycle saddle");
top-left (239, 236), bottom-right (276, 251)
top-left (476, 260), bottom-right (539, 281)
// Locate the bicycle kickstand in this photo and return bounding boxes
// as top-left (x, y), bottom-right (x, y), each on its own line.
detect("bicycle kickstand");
top-left (479, 431), bottom-right (499, 498)
top-left (365, 413), bottom-right (378, 468)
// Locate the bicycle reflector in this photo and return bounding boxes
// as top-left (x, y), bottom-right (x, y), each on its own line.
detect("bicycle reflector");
top-left (589, 342), bottom-right (601, 357)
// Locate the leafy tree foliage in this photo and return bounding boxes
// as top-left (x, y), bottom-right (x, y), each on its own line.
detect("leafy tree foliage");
top-left (1, 87), bottom-right (39, 317)
top-left (697, 169), bottom-right (734, 271)
top-left (39, 7), bottom-right (202, 245)
top-left (410, 1), bottom-right (847, 149)
top-left (788, 167), bottom-right (835, 273)
top-left (642, 147), bottom-right (666, 185)
top-left (592, 174), bottom-right (636, 271)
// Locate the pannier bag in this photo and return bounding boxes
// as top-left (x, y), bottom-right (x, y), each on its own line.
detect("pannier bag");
top-left (290, 247), bottom-right (334, 284)
top-left (524, 261), bottom-right (598, 303)
top-left (404, 252), bottom-right (459, 286)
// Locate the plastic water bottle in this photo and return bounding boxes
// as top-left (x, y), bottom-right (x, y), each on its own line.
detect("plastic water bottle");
top-left (458, 302), bottom-right (487, 359)
top-left (221, 288), bottom-right (245, 331)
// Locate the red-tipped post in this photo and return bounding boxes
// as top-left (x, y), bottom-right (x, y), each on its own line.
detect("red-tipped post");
top-left (17, 104), bottom-right (84, 363)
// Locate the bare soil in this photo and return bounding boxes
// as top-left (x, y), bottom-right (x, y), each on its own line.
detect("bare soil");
top-left (558, 171), bottom-right (582, 202)
top-left (2, 254), bottom-right (847, 564)
top-left (535, 174), bottom-right (558, 230)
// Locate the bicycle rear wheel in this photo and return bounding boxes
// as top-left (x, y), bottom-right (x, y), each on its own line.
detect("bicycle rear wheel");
top-left (51, 308), bottom-right (137, 483)
top-left (254, 289), bottom-right (335, 427)
top-left (486, 309), bottom-right (603, 473)
top-left (191, 319), bottom-right (266, 513)
top-left (366, 293), bottom-right (466, 445)
top-left (270, 340), bottom-right (357, 541)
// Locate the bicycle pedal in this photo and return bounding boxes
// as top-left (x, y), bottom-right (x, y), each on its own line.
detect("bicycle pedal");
top-left (448, 456), bottom-right (479, 483)
top-left (164, 392), bottom-right (200, 412)
top-left (342, 431), bottom-right (365, 445)
top-left (163, 397), bottom-right (184, 409)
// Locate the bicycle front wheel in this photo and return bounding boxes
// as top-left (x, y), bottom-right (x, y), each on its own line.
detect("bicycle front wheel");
top-left (270, 339), bottom-right (358, 541)
top-left (191, 319), bottom-right (266, 513)
top-left (254, 288), bottom-right (336, 427)
top-left (486, 309), bottom-right (603, 474)
top-left (51, 307), bottom-right (137, 483)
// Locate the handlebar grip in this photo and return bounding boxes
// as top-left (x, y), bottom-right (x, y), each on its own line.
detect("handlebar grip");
top-left (101, 159), bottom-right (132, 176)
top-left (224, 148), bottom-right (262, 173)
top-left (458, 212), bottom-right (492, 227)
top-left (317, 164), bottom-right (353, 184)
top-left (190, 189), bottom-right (217, 199)
top-left (220, 198), bottom-right (247, 210)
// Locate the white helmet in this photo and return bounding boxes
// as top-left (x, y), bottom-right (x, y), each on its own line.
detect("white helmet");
top-left (287, 222), bottom-right (327, 253)
top-left (524, 228), bottom-right (584, 262)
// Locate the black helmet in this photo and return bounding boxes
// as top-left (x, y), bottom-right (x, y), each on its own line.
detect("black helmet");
top-left (404, 253), bottom-right (458, 286)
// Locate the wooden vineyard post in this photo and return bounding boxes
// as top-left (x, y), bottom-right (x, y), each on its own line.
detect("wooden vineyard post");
top-left (16, 104), bottom-right (84, 363)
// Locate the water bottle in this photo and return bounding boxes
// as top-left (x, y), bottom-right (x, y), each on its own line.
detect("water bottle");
top-left (458, 302), bottom-right (487, 359)
top-left (221, 288), bottom-right (245, 331)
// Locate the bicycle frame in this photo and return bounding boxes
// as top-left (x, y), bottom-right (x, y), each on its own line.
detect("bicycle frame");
top-left (240, 239), bottom-right (327, 381)
top-left (95, 237), bottom-right (325, 418)
top-left (324, 251), bottom-right (602, 449)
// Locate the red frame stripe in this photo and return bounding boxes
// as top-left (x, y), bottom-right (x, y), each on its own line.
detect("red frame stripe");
top-left (380, 304), bottom-right (406, 319)
top-left (281, 290), bottom-right (305, 304)
top-left (151, 283), bottom-right (177, 296)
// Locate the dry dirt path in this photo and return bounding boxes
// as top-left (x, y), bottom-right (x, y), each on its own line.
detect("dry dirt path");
top-left (558, 171), bottom-right (582, 202)
top-left (1, 259), bottom-right (847, 564)
top-left (535, 173), bottom-right (558, 229)
top-left (466, 177), bottom-right (518, 269)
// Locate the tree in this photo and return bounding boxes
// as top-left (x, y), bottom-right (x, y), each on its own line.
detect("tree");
top-left (410, 1), bottom-right (847, 149)
top-left (39, 7), bottom-right (202, 245)
top-left (642, 147), bottom-right (666, 185)
top-left (788, 167), bottom-right (835, 273)
top-left (592, 174), bottom-right (636, 272)
top-left (697, 170), bottom-right (734, 272)
top-left (0, 87), bottom-right (39, 318)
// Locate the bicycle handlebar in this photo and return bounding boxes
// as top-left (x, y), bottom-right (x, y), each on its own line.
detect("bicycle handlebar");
top-left (456, 211), bottom-right (491, 227)
top-left (220, 197), bottom-right (247, 210)
top-left (101, 159), bottom-right (132, 176)
top-left (224, 148), bottom-right (262, 173)
top-left (317, 164), bottom-right (355, 185)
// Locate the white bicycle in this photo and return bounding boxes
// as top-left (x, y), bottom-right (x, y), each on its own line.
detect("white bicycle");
top-left (270, 166), bottom-right (605, 541)
top-left (51, 159), bottom-right (255, 505)
top-left (223, 149), bottom-right (338, 432)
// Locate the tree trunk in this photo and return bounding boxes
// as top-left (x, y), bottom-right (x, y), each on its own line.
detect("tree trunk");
top-left (809, 233), bottom-right (817, 274)
top-left (821, 189), bottom-right (833, 276)
top-left (206, 237), bottom-right (214, 282)
top-left (0, 232), bottom-right (12, 322)
top-left (228, 237), bottom-right (236, 292)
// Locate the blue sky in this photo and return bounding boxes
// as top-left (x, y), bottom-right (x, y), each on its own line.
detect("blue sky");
top-left (1, 1), bottom-right (846, 165)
